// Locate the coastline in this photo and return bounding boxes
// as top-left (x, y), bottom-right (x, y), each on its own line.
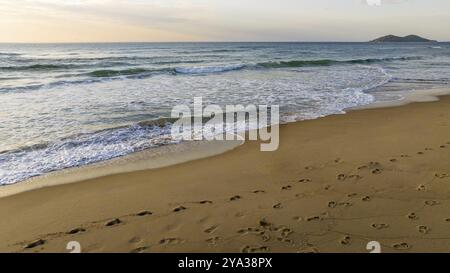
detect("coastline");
top-left (1, 87), bottom-right (450, 252)
top-left (1, 87), bottom-right (450, 198)
top-left (0, 138), bottom-right (243, 198)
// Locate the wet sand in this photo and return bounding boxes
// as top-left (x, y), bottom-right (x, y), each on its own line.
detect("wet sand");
top-left (1, 92), bottom-right (450, 253)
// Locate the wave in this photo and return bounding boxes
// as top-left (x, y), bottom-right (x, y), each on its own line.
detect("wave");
top-left (152, 60), bottom-right (204, 65)
top-left (0, 57), bottom-right (204, 73)
top-left (392, 77), bottom-right (450, 84)
top-left (0, 56), bottom-right (425, 92)
top-left (174, 64), bottom-right (246, 74)
top-left (1, 55), bottom-right (423, 76)
top-left (87, 68), bottom-right (150, 78)
top-left (257, 56), bottom-right (423, 68)
top-left (0, 78), bottom-right (107, 93)
top-left (178, 49), bottom-right (241, 54)
top-left (0, 120), bottom-right (177, 185)
top-left (0, 64), bottom-right (76, 71)
top-left (82, 64), bottom-right (247, 77)
top-left (0, 52), bottom-right (20, 56)
top-left (172, 56), bottom-right (422, 75)
top-left (0, 117), bottom-right (176, 156)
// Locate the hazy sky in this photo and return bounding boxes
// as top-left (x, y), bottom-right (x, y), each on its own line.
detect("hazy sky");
top-left (0, 0), bottom-right (449, 42)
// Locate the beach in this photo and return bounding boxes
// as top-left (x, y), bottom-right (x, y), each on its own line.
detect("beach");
top-left (1, 90), bottom-right (450, 253)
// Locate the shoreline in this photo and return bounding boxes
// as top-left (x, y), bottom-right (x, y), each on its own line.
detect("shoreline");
top-left (0, 138), bottom-right (243, 198)
top-left (1, 87), bottom-right (450, 252)
top-left (1, 87), bottom-right (449, 198)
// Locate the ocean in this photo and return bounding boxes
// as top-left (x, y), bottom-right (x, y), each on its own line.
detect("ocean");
top-left (0, 42), bottom-right (449, 185)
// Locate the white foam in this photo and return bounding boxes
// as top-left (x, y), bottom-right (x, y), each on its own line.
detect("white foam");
top-left (0, 137), bottom-right (243, 198)
top-left (174, 64), bottom-right (245, 74)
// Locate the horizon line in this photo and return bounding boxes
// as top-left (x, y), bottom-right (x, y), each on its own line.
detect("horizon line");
top-left (0, 40), bottom-right (446, 44)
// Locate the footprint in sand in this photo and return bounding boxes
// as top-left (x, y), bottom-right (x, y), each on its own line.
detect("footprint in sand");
top-left (298, 178), bottom-right (311, 183)
top-left (407, 213), bottom-right (419, 220)
top-left (136, 211), bottom-right (153, 217)
top-left (206, 237), bottom-right (221, 244)
top-left (282, 185), bottom-right (292, 191)
top-left (362, 196), bottom-right (371, 202)
top-left (241, 245), bottom-right (270, 253)
top-left (259, 219), bottom-right (273, 229)
top-left (372, 169), bottom-right (382, 175)
top-left (277, 228), bottom-right (293, 244)
top-left (237, 227), bottom-right (263, 235)
top-left (359, 162), bottom-right (381, 170)
top-left (348, 174), bottom-right (363, 180)
top-left (67, 228), bottom-right (86, 235)
top-left (340, 235), bottom-right (351, 246)
top-left (237, 228), bottom-right (248, 234)
top-left (337, 174), bottom-right (347, 181)
top-left (173, 206), bottom-right (187, 212)
top-left (347, 193), bottom-right (358, 198)
top-left (279, 227), bottom-right (293, 237)
top-left (273, 203), bottom-right (283, 209)
top-left (204, 225), bottom-right (218, 234)
top-left (417, 185), bottom-right (426, 191)
top-left (371, 223), bottom-right (390, 230)
top-left (435, 173), bottom-right (450, 179)
top-left (261, 232), bottom-right (271, 242)
top-left (130, 246), bottom-right (149, 253)
top-left (250, 227), bottom-right (263, 233)
top-left (328, 201), bottom-right (337, 208)
top-left (417, 152), bottom-right (424, 155)
top-left (105, 218), bottom-right (122, 227)
top-left (230, 195), bottom-right (242, 201)
top-left (25, 239), bottom-right (46, 249)
top-left (418, 225), bottom-right (430, 234)
top-left (390, 159), bottom-right (398, 163)
top-left (253, 190), bottom-right (266, 194)
top-left (277, 237), bottom-right (293, 244)
top-left (198, 200), bottom-right (213, 205)
top-left (400, 155), bottom-right (410, 158)
top-left (425, 200), bottom-right (440, 206)
top-left (159, 238), bottom-right (183, 245)
top-left (445, 218), bottom-right (450, 223)
top-left (393, 242), bottom-right (411, 250)
top-left (307, 216), bottom-right (322, 222)
top-left (440, 145), bottom-right (447, 149)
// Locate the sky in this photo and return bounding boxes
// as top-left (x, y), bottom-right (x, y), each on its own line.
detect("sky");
top-left (0, 0), bottom-right (449, 43)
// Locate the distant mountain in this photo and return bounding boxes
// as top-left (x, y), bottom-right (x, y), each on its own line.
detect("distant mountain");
top-left (371, 35), bottom-right (437, 43)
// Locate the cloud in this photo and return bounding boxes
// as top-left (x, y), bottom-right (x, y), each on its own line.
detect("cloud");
top-left (0, 0), bottom-right (448, 42)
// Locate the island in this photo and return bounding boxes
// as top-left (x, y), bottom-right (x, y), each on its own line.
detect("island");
top-left (371, 34), bottom-right (437, 43)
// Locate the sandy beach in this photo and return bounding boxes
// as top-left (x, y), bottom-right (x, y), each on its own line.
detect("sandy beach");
top-left (1, 90), bottom-right (450, 253)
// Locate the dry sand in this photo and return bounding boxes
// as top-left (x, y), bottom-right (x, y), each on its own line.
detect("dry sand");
top-left (1, 92), bottom-right (450, 253)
